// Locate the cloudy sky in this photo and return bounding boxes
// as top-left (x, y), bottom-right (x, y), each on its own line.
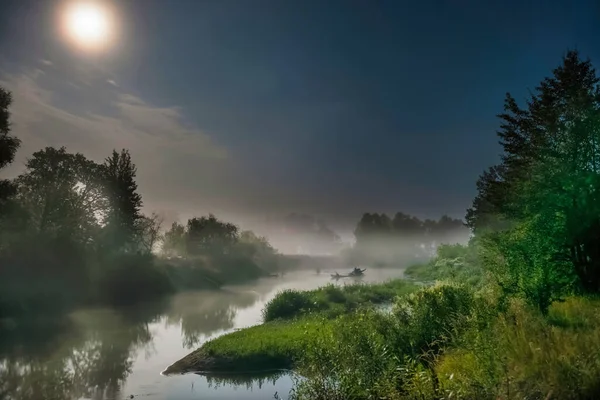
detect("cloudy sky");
top-left (0, 0), bottom-right (598, 234)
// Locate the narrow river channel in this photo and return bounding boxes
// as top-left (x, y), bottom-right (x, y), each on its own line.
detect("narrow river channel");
top-left (0, 268), bottom-right (406, 400)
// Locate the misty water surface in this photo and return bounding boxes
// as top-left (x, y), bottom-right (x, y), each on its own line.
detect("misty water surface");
top-left (0, 268), bottom-right (406, 400)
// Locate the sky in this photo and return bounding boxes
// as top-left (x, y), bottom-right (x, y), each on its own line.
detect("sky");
top-left (0, 0), bottom-right (598, 235)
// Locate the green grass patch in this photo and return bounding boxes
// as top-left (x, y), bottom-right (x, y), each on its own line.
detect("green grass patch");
top-left (262, 279), bottom-right (419, 322)
top-left (164, 316), bottom-right (335, 374)
top-left (165, 279), bottom-right (419, 375)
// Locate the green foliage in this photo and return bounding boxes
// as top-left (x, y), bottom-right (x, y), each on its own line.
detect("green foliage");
top-left (393, 284), bottom-right (475, 359)
top-left (289, 284), bottom-right (478, 400)
top-left (186, 214), bottom-right (239, 256)
top-left (0, 85), bottom-right (283, 319)
top-left (262, 280), bottom-right (419, 322)
top-left (262, 290), bottom-right (320, 322)
top-left (166, 50), bottom-right (600, 400)
top-left (164, 317), bottom-right (332, 374)
top-left (480, 218), bottom-right (576, 314)
top-left (436, 297), bottom-right (600, 400)
top-left (405, 243), bottom-right (485, 287)
top-left (467, 50), bottom-right (600, 307)
top-left (0, 83), bottom-right (283, 318)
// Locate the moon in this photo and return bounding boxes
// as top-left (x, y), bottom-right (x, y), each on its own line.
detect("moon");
top-left (62, 1), bottom-right (115, 51)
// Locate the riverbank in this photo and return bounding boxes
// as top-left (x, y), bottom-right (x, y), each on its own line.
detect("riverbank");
top-left (0, 251), bottom-right (299, 329)
top-left (164, 279), bottom-right (419, 375)
top-left (166, 247), bottom-right (600, 400)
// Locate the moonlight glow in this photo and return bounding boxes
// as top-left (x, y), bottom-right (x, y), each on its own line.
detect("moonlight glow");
top-left (62, 1), bottom-right (114, 50)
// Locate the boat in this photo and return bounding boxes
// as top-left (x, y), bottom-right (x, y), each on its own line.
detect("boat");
top-left (331, 267), bottom-right (366, 279)
top-left (330, 272), bottom-right (348, 279)
top-left (349, 267), bottom-right (366, 277)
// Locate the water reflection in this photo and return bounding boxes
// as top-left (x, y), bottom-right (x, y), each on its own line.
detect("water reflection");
top-left (0, 301), bottom-right (166, 400)
top-left (0, 278), bottom-right (284, 400)
top-left (0, 269), bottom-right (406, 400)
top-left (203, 370), bottom-right (292, 391)
top-left (164, 289), bottom-right (258, 348)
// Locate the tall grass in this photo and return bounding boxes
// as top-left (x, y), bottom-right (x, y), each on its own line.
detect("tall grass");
top-left (263, 279), bottom-right (418, 322)
top-left (436, 297), bottom-right (600, 399)
top-left (404, 243), bottom-right (485, 288)
top-left (164, 316), bottom-right (335, 374)
top-left (290, 289), bottom-right (600, 400)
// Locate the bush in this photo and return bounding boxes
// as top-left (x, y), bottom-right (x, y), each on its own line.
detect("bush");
top-left (262, 280), bottom-right (419, 322)
top-left (262, 289), bottom-right (321, 322)
top-left (436, 297), bottom-right (600, 399)
top-left (405, 243), bottom-right (486, 288)
top-left (290, 284), bottom-right (479, 400)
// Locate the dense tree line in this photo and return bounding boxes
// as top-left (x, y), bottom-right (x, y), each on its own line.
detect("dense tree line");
top-left (349, 211), bottom-right (470, 265)
top-left (467, 50), bottom-right (600, 313)
top-left (0, 86), bottom-right (280, 318)
top-left (355, 212), bottom-right (469, 244)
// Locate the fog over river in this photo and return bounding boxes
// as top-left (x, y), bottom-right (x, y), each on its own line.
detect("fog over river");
top-left (1, 268), bottom-right (407, 400)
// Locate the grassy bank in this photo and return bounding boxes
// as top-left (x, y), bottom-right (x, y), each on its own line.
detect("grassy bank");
top-left (167, 247), bottom-right (600, 399)
top-left (164, 279), bottom-right (419, 375)
top-left (164, 317), bottom-right (331, 374)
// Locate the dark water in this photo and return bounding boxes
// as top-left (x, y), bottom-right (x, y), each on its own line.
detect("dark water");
top-left (0, 269), bottom-right (406, 400)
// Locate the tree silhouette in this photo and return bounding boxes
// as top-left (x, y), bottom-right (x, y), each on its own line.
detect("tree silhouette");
top-left (102, 149), bottom-right (143, 252)
top-left (0, 87), bottom-right (20, 208)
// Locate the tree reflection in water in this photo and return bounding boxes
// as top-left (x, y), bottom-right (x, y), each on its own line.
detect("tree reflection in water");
top-left (0, 282), bottom-right (281, 400)
top-left (164, 289), bottom-right (259, 348)
top-left (0, 299), bottom-right (167, 400)
top-left (0, 278), bottom-right (290, 400)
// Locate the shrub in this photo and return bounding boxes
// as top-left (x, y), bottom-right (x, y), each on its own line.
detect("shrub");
top-left (393, 283), bottom-right (475, 358)
top-left (404, 243), bottom-right (485, 288)
top-left (436, 297), bottom-right (600, 399)
top-left (262, 289), bottom-right (321, 322)
top-left (262, 280), bottom-right (419, 322)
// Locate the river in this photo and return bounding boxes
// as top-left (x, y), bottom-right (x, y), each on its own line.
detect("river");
top-left (0, 268), bottom-right (406, 400)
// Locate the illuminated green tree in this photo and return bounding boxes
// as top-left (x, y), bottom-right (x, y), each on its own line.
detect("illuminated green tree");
top-left (468, 50), bottom-right (600, 308)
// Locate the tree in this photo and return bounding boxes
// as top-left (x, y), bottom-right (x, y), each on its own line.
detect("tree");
top-left (392, 212), bottom-right (424, 238)
top-left (162, 222), bottom-right (186, 257)
top-left (467, 50), bottom-right (600, 306)
top-left (354, 213), bottom-right (393, 242)
top-left (237, 230), bottom-right (278, 268)
top-left (102, 149), bottom-right (143, 251)
top-left (0, 86), bottom-right (20, 207)
top-left (186, 214), bottom-right (239, 256)
top-left (136, 212), bottom-right (164, 254)
top-left (15, 147), bottom-right (107, 244)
